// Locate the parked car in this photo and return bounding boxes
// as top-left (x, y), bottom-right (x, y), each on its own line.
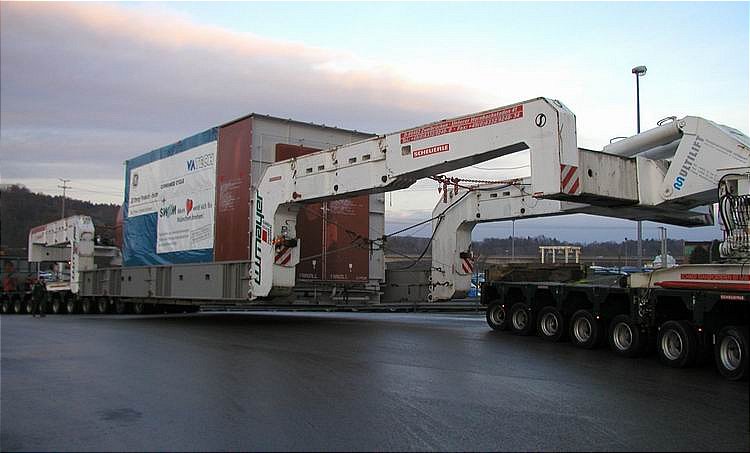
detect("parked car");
top-left (38, 271), bottom-right (56, 282)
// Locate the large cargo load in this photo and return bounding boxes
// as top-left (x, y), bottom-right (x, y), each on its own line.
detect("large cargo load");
top-left (122, 114), bottom-right (383, 285)
top-left (275, 144), bottom-right (371, 282)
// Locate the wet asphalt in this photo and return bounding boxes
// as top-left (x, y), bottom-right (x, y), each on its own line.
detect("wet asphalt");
top-left (1, 311), bottom-right (748, 452)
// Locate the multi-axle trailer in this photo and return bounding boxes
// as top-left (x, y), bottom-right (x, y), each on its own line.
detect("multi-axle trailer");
top-left (481, 269), bottom-right (749, 381)
top-left (9, 97), bottom-right (749, 379)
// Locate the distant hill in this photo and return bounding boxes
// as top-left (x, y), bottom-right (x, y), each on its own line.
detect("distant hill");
top-left (384, 234), bottom-right (688, 259)
top-left (0, 185), bottom-right (119, 253)
top-left (0, 183), bottom-right (702, 262)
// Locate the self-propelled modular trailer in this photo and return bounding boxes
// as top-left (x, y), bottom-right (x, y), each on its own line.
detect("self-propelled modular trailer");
top-left (19, 98), bottom-right (750, 381)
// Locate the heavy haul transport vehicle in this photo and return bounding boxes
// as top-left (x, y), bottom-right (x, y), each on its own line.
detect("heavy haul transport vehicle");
top-left (11, 97), bottom-right (749, 379)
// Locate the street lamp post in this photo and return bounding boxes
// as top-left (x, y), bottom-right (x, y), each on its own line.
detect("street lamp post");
top-left (632, 65), bottom-right (647, 269)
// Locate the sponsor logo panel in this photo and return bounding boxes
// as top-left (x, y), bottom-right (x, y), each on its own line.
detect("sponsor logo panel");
top-left (400, 105), bottom-right (523, 144)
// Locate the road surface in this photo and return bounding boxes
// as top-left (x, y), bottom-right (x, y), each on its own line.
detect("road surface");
top-left (2, 312), bottom-right (748, 451)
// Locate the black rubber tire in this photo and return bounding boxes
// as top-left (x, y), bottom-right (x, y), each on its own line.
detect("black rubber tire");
top-left (51, 297), bottom-right (63, 315)
top-left (509, 302), bottom-right (535, 336)
top-left (608, 314), bottom-right (646, 358)
top-left (657, 320), bottom-right (698, 368)
top-left (66, 298), bottom-right (77, 314)
top-left (115, 301), bottom-right (129, 315)
top-left (13, 297), bottom-right (22, 314)
top-left (80, 298), bottom-right (93, 314)
top-left (486, 302), bottom-right (509, 331)
top-left (537, 306), bottom-right (566, 342)
top-left (96, 298), bottom-right (109, 314)
top-left (714, 326), bottom-right (748, 381)
top-left (569, 310), bottom-right (603, 349)
top-left (25, 298), bottom-right (34, 315)
top-left (132, 302), bottom-right (148, 315)
top-left (1, 296), bottom-right (9, 314)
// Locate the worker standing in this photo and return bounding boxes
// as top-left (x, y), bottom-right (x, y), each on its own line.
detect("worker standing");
top-left (31, 280), bottom-right (47, 318)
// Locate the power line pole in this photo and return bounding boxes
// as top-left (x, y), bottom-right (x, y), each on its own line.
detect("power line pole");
top-left (58, 178), bottom-right (71, 219)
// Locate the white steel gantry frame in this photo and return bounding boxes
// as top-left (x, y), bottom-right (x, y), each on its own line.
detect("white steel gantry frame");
top-left (251, 97), bottom-right (578, 298)
top-left (251, 97), bottom-right (750, 300)
top-left (428, 117), bottom-right (749, 301)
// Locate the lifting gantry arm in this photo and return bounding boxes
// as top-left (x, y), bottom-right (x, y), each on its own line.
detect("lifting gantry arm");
top-left (252, 97), bottom-right (750, 300)
top-left (429, 117), bottom-right (749, 301)
top-left (251, 97), bottom-right (578, 298)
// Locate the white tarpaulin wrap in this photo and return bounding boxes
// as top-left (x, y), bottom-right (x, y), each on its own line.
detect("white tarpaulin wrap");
top-left (126, 141), bottom-right (217, 253)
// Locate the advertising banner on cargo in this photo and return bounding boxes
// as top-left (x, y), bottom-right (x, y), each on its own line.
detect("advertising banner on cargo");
top-left (127, 141), bottom-right (217, 254)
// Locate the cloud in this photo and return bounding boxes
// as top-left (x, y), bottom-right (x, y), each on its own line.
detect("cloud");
top-left (0, 3), bottom-right (739, 243)
top-left (0, 2), bottom-right (479, 189)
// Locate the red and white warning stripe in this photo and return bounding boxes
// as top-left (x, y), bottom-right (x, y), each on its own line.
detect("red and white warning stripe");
top-left (460, 256), bottom-right (474, 274)
top-left (560, 164), bottom-right (580, 195)
top-left (274, 246), bottom-right (292, 266)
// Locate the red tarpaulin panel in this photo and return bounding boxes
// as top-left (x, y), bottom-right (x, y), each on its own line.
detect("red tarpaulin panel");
top-left (215, 118), bottom-right (252, 262)
top-left (275, 144), bottom-right (370, 282)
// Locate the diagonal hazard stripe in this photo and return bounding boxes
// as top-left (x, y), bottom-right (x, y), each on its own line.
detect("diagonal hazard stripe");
top-left (569, 179), bottom-right (580, 194)
top-left (561, 165), bottom-right (577, 188)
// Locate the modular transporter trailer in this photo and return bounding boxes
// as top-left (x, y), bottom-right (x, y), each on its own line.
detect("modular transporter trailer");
top-left (481, 278), bottom-right (749, 380)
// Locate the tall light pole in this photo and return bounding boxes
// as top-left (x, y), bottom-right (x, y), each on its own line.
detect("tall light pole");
top-left (632, 65), bottom-right (647, 269)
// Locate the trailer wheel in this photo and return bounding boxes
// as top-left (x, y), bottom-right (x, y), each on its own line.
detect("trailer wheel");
top-left (13, 296), bottom-right (22, 314)
top-left (115, 301), bottom-right (129, 315)
top-left (569, 310), bottom-right (602, 349)
top-left (66, 298), bottom-right (78, 314)
top-left (657, 320), bottom-right (697, 368)
top-left (96, 298), bottom-right (109, 314)
top-left (132, 302), bottom-right (148, 315)
top-left (80, 298), bottom-right (93, 314)
top-left (537, 306), bottom-right (566, 342)
top-left (486, 302), bottom-right (509, 331)
top-left (25, 296), bottom-right (34, 314)
top-left (51, 296), bottom-right (63, 315)
top-left (714, 326), bottom-right (748, 381)
top-left (608, 315), bottom-right (645, 358)
top-left (510, 303), bottom-right (535, 336)
top-left (1, 297), bottom-right (9, 314)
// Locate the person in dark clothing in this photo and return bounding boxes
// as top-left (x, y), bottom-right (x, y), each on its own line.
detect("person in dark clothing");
top-left (31, 281), bottom-right (47, 317)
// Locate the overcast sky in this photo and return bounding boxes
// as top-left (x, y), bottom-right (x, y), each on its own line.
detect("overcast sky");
top-left (1, 2), bottom-right (747, 244)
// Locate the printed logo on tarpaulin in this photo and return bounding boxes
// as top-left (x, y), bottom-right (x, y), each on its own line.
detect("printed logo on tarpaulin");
top-left (186, 153), bottom-right (215, 172)
top-left (159, 203), bottom-right (177, 218)
top-left (186, 198), bottom-right (194, 215)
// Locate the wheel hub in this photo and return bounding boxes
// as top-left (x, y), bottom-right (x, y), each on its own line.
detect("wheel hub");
top-left (573, 317), bottom-right (592, 342)
top-left (613, 322), bottom-right (633, 351)
top-left (490, 306), bottom-right (506, 325)
top-left (541, 313), bottom-right (559, 336)
top-left (661, 330), bottom-right (683, 360)
top-left (720, 336), bottom-right (742, 371)
top-left (512, 309), bottom-right (528, 330)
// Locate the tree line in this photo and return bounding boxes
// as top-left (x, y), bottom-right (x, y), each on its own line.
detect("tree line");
top-left (384, 234), bottom-right (692, 259)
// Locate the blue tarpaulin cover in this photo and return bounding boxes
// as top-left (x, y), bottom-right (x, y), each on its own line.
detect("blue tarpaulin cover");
top-left (122, 128), bottom-right (218, 266)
